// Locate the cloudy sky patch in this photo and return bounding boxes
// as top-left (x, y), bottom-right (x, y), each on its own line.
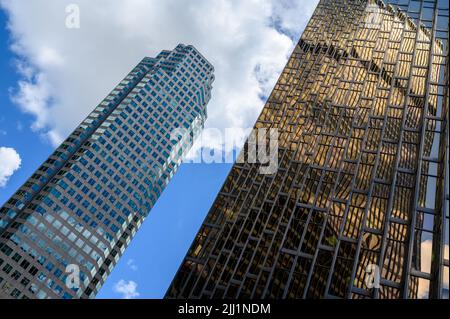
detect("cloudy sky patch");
top-left (0, 0), bottom-right (319, 151)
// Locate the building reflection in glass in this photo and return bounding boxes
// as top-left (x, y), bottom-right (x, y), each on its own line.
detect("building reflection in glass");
top-left (167, 0), bottom-right (449, 299)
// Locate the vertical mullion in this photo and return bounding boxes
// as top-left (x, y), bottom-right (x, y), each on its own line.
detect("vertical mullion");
top-left (402, 1), bottom-right (438, 298)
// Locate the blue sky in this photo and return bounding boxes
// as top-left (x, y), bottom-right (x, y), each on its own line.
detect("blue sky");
top-left (96, 164), bottom-right (233, 298)
top-left (0, 9), bottom-right (53, 192)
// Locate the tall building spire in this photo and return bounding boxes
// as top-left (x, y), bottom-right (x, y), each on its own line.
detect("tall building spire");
top-left (0, 44), bottom-right (214, 299)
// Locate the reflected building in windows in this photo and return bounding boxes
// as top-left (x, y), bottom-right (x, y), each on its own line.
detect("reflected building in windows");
top-left (167, 0), bottom-right (448, 299)
top-left (0, 44), bottom-right (214, 299)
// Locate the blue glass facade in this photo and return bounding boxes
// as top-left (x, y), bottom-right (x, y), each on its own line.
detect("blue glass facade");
top-left (0, 44), bottom-right (214, 299)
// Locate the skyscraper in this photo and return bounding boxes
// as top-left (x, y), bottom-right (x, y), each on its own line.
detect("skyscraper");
top-left (0, 44), bottom-right (214, 299)
top-left (167, 0), bottom-right (448, 299)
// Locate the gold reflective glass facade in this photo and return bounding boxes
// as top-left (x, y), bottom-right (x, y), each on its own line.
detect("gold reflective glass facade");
top-left (167, 0), bottom-right (449, 299)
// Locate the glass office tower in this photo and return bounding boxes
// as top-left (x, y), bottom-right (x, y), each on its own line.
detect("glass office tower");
top-left (0, 44), bottom-right (214, 299)
top-left (167, 0), bottom-right (449, 299)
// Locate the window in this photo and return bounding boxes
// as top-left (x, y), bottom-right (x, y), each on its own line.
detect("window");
top-left (12, 253), bottom-right (21, 262)
top-left (10, 288), bottom-right (21, 298)
top-left (20, 260), bottom-right (30, 269)
top-left (2, 264), bottom-right (13, 274)
top-left (28, 266), bottom-right (38, 276)
top-left (11, 270), bottom-right (21, 280)
top-left (20, 277), bottom-right (30, 286)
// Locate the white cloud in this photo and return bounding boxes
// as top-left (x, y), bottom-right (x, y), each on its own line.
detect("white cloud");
top-left (0, 0), bottom-right (319, 148)
top-left (418, 240), bottom-right (449, 298)
top-left (113, 279), bottom-right (140, 299)
top-left (126, 259), bottom-right (138, 271)
top-left (271, 0), bottom-right (318, 39)
top-left (0, 146), bottom-right (22, 187)
top-left (10, 71), bottom-right (52, 132)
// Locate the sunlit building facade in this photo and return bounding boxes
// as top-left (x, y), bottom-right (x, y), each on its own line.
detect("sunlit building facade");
top-left (167, 0), bottom-right (448, 299)
top-left (0, 44), bottom-right (214, 299)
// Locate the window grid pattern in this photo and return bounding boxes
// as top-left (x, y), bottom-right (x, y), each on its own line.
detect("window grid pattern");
top-left (167, 0), bottom-right (448, 299)
top-left (0, 44), bottom-right (214, 299)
